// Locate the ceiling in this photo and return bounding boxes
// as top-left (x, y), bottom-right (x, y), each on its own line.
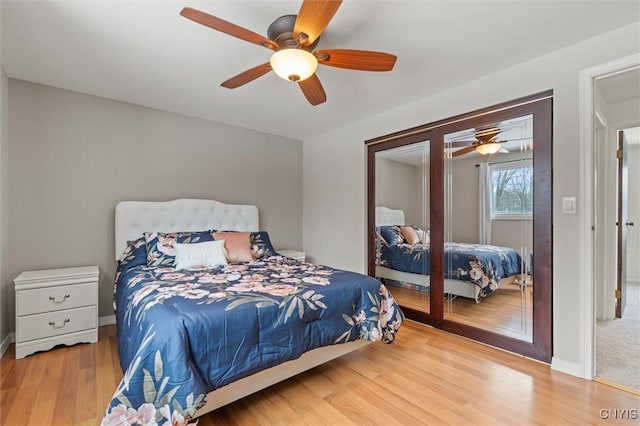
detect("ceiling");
top-left (597, 66), bottom-right (640, 104)
top-left (2, 1), bottom-right (639, 140)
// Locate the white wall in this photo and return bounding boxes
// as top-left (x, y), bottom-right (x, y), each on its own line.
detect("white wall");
top-left (6, 80), bottom-right (303, 330)
top-left (302, 23), bottom-right (640, 372)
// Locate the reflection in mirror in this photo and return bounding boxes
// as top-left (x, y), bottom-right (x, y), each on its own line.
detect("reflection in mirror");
top-left (443, 115), bottom-right (533, 342)
top-left (375, 141), bottom-right (430, 314)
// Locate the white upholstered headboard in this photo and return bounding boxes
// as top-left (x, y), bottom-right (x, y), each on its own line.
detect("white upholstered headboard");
top-left (375, 207), bottom-right (406, 227)
top-left (115, 199), bottom-right (259, 259)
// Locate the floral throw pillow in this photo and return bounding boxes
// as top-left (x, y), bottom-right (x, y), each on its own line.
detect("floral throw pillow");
top-left (144, 230), bottom-right (214, 267)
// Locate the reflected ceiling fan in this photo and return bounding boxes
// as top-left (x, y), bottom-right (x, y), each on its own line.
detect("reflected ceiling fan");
top-left (180, 1), bottom-right (397, 106)
top-left (448, 127), bottom-right (511, 157)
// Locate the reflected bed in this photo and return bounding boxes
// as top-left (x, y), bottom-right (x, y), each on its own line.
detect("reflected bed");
top-left (375, 206), bottom-right (524, 303)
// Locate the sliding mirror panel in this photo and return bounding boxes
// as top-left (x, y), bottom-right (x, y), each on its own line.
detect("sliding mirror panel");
top-left (443, 115), bottom-right (533, 342)
top-left (367, 91), bottom-right (552, 361)
top-left (375, 141), bottom-right (430, 314)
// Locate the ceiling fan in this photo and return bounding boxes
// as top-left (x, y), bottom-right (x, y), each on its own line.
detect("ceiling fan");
top-left (180, 1), bottom-right (397, 106)
top-left (448, 127), bottom-right (511, 157)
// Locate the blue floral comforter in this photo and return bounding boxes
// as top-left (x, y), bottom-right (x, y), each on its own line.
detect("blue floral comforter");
top-left (380, 242), bottom-right (523, 302)
top-left (103, 256), bottom-right (403, 425)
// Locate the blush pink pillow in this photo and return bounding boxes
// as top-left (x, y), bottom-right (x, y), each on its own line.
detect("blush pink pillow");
top-left (213, 232), bottom-right (254, 263)
top-left (400, 226), bottom-right (420, 245)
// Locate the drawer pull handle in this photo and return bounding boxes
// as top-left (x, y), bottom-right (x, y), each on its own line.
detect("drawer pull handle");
top-left (48, 319), bottom-right (70, 329)
top-left (49, 295), bottom-right (70, 304)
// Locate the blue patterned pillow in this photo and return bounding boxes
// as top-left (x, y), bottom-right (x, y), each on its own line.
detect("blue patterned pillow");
top-left (379, 226), bottom-right (404, 246)
top-left (376, 227), bottom-right (388, 246)
top-left (145, 231), bottom-right (215, 267)
top-left (251, 231), bottom-right (278, 258)
top-left (119, 237), bottom-right (147, 268)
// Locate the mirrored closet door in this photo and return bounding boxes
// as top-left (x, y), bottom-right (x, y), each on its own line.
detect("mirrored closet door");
top-left (443, 115), bottom-right (534, 342)
top-left (374, 140), bottom-right (430, 315)
top-left (366, 92), bottom-right (552, 362)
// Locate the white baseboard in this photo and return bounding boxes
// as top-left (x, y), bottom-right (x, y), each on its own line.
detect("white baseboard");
top-left (551, 357), bottom-right (585, 378)
top-left (0, 332), bottom-right (15, 358)
top-left (99, 315), bottom-right (116, 326)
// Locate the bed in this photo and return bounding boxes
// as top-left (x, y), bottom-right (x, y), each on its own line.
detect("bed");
top-left (375, 206), bottom-right (524, 303)
top-left (102, 199), bottom-right (403, 425)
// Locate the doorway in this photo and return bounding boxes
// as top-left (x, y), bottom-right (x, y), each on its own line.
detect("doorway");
top-left (592, 69), bottom-right (640, 391)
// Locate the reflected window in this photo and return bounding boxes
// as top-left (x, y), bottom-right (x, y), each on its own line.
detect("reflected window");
top-left (490, 160), bottom-right (533, 219)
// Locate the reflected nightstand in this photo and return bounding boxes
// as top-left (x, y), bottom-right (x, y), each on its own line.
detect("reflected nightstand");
top-left (277, 250), bottom-right (306, 262)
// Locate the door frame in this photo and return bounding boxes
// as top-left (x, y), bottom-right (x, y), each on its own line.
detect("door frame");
top-left (616, 130), bottom-right (629, 318)
top-left (578, 54), bottom-right (639, 380)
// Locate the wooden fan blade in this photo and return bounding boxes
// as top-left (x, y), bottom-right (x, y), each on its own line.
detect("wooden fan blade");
top-left (315, 49), bottom-right (397, 71)
top-left (180, 7), bottom-right (278, 50)
top-left (451, 146), bottom-right (476, 158)
top-left (221, 63), bottom-right (272, 89)
top-left (448, 141), bottom-right (476, 148)
top-left (293, 0), bottom-right (343, 46)
top-left (451, 137), bottom-right (530, 146)
top-left (299, 74), bottom-right (327, 106)
top-left (475, 127), bottom-right (502, 143)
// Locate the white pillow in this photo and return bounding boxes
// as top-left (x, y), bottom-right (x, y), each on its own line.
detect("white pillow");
top-left (174, 240), bottom-right (228, 270)
top-left (415, 229), bottom-right (430, 245)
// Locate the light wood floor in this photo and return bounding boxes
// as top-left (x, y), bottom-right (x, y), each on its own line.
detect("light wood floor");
top-left (389, 284), bottom-right (533, 340)
top-left (2, 321), bottom-right (639, 425)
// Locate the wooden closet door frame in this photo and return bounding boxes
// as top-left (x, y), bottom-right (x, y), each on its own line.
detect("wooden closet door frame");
top-left (366, 91), bottom-right (553, 363)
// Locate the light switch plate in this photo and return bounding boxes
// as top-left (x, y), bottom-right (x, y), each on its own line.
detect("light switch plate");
top-left (562, 196), bottom-right (576, 214)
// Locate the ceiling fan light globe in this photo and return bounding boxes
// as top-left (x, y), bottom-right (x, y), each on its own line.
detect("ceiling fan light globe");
top-left (476, 142), bottom-right (502, 155)
top-left (270, 49), bottom-right (318, 82)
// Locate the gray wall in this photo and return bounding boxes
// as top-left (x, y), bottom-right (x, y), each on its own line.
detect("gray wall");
top-left (1, 0), bottom-right (8, 347)
top-left (375, 158), bottom-right (422, 226)
top-left (1, 70), bottom-right (8, 347)
top-left (5, 79), bottom-right (303, 329)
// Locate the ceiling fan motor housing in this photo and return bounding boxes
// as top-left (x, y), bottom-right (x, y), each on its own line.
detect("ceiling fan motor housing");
top-left (267, 15), bottom-right (320, 50)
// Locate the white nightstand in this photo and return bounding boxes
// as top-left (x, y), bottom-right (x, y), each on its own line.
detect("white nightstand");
top-left (277, 250), bottom-right (306, 262)
top-left (14, 265), bottom-right (99, 359)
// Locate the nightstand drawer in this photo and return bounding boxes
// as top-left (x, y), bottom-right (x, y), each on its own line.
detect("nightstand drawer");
top-left (17, 282), bottom-right (97, 316)
top-left (17, 306), bottom-right (97, 342)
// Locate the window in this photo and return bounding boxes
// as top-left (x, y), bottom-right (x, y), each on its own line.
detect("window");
top-left (490, 160), bottom-right (533, 219)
